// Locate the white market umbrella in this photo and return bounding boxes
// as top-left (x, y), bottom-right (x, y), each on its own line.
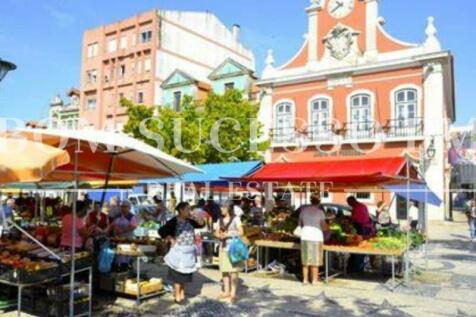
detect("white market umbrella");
top-left (8, 128), bottom-right (202, 316)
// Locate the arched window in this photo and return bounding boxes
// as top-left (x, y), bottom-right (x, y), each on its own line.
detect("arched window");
top-left (349, 93), bottom-right (372, 135)
top-left (274, 101), bottom-right (294, 143)
top-left (395, 88), bottom-right (417, 126)
top-left (309, 98), bottom-right (331, 139)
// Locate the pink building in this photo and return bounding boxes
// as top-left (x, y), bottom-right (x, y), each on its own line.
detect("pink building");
top-left (80, 9), bottom-right (255, 131)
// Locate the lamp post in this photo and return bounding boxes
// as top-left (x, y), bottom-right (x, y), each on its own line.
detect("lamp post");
top-left (420, 137), bottom-right (436, 270)
top-left (0, 58), bottom-right (17, 82)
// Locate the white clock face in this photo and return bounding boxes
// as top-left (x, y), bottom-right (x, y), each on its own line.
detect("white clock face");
top-left (328, 0), bottom-right (354, 19)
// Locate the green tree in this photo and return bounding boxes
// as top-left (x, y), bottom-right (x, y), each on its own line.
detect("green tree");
top-left (122, 90), bottom-right (269, 164)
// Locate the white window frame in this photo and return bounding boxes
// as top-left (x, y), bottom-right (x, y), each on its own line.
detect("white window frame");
top-left (390, 84), bottom-right (422, 122)
top-left (140, 30), bottom-right (152, 44)
top-left (308, 94), bottom-right (333, 138)
top-left (346, 90), bottom-right (376, 137)
top-left (118, 65), bottom-right (126, 79)
top-left (86, 98), bottom-right (97, 110)
top-left (108, 38), bottom-right (117, 53)
top-left (273, 99), bottom-right (296, 142)
top-left (120, 36), bottom-right (127, 49)
top-left (86, 69), bottom-right (97, 84)
top-left (144, 58), bottom-right (151, 72)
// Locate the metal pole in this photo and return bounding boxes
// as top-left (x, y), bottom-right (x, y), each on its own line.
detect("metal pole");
top-left (405, 158), bottom-right (411, 284)
top-left (100, 154), bottom-right (116, 208)
top-left (69, 149), bottom-right (79, 317)
top-left (7, 219), bottom-right (62, 261)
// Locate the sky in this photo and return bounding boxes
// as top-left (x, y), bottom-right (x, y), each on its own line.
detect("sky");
top-left (0, 0), bottom-right (474, 126)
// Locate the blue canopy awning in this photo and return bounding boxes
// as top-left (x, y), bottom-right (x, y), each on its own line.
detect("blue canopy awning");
top-left (384, 183), bottom-right (442, 206)
top-left (140, 161), bottom-right (263, 187)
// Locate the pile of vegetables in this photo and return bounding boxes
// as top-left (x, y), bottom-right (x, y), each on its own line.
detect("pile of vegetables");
top-left (372, 227), bottom-right (426, 251)
top-left (140, 220), bottom-right (161, 230)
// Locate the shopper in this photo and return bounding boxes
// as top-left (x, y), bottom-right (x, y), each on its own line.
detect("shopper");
top-left (159, 202), bottom-right (204, 304)
top-left (60, 203), bottom-right (88, 249)
top-left (297, 193), bottom-right (328, 285)
top-left (466, 199), bottom-right (476, 241)
top-left (205, 197), bottom-right (221, 223)
top-left (214, 201), bottom-right (244, 304)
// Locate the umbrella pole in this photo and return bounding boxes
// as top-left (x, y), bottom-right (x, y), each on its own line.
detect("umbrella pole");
top-left (69, 149), bottom-right (79, 317)
top-left (100, 154), bottom-right (116, 208)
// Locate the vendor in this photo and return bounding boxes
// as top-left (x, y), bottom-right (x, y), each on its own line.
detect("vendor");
top-left (347, 196), bottom-right (375, 237)
top-left (152, 196), bottom-right (171, 224)
top-left (108, 196), bottom-right (121, 221)
top-left (85, 203), bottom-right (109, 236)
top-left (347, 196), bottom-right (375, 273)
top-left (60, 203), bottom-right (88, 249)
top-left (376, 201), bottom-right (392, 227)
top-left (0, 199), bottom-right (15, 224)
top-left (110, 201), bottom-right (138, 238)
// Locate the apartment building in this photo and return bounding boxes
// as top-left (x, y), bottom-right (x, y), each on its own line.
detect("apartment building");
top-left (257, 0), bottom-right (455, 220)
top-left (80, 9), bottom-right (255, 131)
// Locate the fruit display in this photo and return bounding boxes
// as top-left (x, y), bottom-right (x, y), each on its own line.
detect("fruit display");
top-left (110, 237), bottom-right (169, 257)
top-left (0, 238), bottom-right (93, 284)
top-left (140, 220), bottom-right (161, 230)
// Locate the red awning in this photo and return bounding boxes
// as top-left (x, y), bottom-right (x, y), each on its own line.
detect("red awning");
top-left (237, 157), bottom-right (419, 187)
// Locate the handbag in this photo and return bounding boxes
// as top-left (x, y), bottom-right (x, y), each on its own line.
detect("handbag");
top-left (228, 237), bottom-right (249, 264)
top-left (98, 241), bottom-right (115, 273)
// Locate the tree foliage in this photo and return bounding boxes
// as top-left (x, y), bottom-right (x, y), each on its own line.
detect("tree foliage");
top-left (122, 90), bottom-right (269, 164)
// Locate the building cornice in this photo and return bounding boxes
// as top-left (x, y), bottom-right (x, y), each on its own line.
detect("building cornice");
top-left (257, 50), bottom-right (453, 87)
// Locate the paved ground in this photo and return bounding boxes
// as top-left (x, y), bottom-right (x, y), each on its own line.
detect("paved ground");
top-left (4, 211), bottom-right (476, 316)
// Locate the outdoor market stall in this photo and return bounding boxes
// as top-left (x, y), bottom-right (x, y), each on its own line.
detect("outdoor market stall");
top-left (1, 129), bottom-right (201, 317)
top-left (140, 161), bottom-right (264, 270)
top-left (234, 156), bottom-right (436, 287)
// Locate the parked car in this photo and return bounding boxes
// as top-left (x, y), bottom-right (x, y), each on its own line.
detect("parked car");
top-left (128, 194), bottom-right (155, 215)
top-left (320, 203), bottom-right (377, 222)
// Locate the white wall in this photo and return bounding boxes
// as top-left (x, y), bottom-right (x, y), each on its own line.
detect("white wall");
top-left (156, 10), bottom-right (255, 91)
top-left (424, 62), bottom-right (447, 220)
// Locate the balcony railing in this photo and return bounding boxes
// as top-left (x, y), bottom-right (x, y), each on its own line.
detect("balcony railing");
top-left (386, 117), bottom-right (423, 138)
top-left (343, 121), bottom-right (378, 140)
top-left (307, 123), bottom-right (337, 142)
top-left (270, 127), bottom-right (297, 144)
top-left (270, 119), bottom-right (425, 145)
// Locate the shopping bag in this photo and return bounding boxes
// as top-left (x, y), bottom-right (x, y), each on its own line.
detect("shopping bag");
top-left (228, 237), bottom-right (249, 264)
top-left (98, 242), bottom-right (115, 273)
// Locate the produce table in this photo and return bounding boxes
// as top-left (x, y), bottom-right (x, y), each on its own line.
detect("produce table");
top-left (0, 266), bottom-right (92, 317)
top-left (255, 240), bottom-right (406, 290)
top-left (115, 249), bottom-right (165, 305)
top-left (255, 240), bottom-right (300, 272)
top-left (323, 244), bottom-right (406, 290)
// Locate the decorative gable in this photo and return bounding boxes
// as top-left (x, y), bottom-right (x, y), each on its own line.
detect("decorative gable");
top-left (208, 58), bottom-right (255, 81)
top-left (161, 70), bottom-right (197, 89)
